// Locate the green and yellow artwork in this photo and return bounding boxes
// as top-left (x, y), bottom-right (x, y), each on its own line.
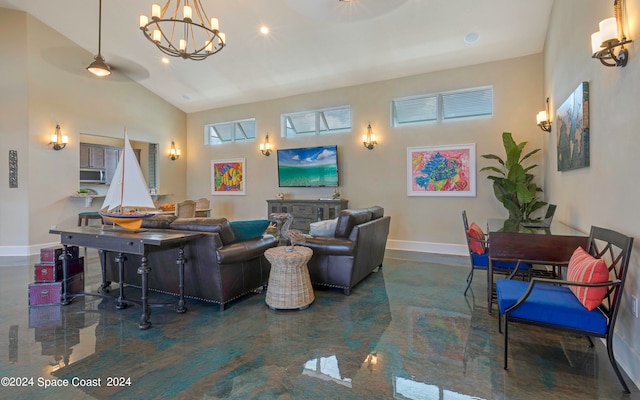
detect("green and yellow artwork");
top-left (211, 158), bottom-right (245, 195)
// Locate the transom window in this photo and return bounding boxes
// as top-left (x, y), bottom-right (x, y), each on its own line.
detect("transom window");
top-left (204, 118), bottom-right (256, 145)
top-left (282, 106), bottom-right (352, 137)
top-left (392, 86), bottom-right (493, 127)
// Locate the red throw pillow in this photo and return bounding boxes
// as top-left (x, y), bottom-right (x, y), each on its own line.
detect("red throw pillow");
top-left (566, 246), bottom-right (609, 311)
top-left (467, 222), bottom-right (486, 255)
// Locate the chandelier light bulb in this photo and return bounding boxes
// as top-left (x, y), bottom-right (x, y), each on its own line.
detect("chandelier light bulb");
top-left (183, 5), bottom-right (192, 21)
top-left (152, 4), bottom-right (161, 19)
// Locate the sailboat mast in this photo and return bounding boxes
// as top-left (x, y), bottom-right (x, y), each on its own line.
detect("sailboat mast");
top-left (119, 130), bottom-right (127, 211)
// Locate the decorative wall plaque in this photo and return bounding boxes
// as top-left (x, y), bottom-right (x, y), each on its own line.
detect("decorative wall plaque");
top-left (9, 150), bottom-right (17, 188)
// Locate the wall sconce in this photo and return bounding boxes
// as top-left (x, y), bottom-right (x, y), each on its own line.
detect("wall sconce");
top-left (50, 124), bottom-right (68, 150)
top-left (362, 124), bottom-right (377, 150)
top-left (169, 141), bottom-right (180, 160)
top-left (591, 0), bottom-right (632, 67)
top-left (536, 97), bottom-right (552, 132)
top-left (259, 134), bottom-right (272, 156)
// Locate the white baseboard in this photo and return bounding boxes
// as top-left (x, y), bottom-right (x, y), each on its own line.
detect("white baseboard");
top-left (0, 241), bottom-right (60, 257)
top-left (386, 239), bottom-right (467, 256)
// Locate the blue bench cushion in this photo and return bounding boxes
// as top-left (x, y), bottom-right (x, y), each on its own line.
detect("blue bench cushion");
top-left (496, 279), bottom-right (608, 335)
top-left (472, 252), bottom-right (530, 271)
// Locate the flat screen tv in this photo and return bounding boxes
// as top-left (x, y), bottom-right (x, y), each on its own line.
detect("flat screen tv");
top-left (277, 145), bottom-right (339, 187)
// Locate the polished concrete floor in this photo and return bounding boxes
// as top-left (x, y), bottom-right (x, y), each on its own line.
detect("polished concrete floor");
top-left (0, 250), bottom-right (638, 399)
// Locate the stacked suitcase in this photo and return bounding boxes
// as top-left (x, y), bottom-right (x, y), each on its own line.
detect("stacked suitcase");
top-left (28, 245), bottom-right (84, 306)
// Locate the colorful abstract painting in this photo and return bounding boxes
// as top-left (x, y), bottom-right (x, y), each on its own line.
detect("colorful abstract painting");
top-left (557, 81), bottom-right (590, 171)
top-left (407, 144), bottom-right (476, 197)
top-left (211, 158), bottom-right (245, 195)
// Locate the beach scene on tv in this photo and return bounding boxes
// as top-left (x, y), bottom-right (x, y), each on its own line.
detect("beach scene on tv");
top-left (277, 145), bottom-right (339, 187)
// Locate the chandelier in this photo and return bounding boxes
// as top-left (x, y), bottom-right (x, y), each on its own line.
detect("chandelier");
top-left (139, 1), bottom-right (226, 61)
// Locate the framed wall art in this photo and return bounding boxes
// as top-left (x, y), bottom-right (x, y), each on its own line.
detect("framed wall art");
top-left (557, 81), bottom-right (590, 171)
top-left (407, 144), bottom-right (476, 197)
top-left (211, 158), bottom-right (245, 195)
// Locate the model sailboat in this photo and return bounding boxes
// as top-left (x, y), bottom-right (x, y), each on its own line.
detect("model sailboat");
top-left (99, 131), bottom-right (156, 231)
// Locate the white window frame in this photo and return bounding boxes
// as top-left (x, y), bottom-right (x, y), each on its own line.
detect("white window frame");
top-left (204, 118), bottom-right (256, 145)
top-left (281, 106), bottom-right (352, 137)
top-left (392, 86), bottom-right (493, 127)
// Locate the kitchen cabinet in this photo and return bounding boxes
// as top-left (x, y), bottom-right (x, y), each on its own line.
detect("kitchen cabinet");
top-left (79, 144), bottom-right (105, 169)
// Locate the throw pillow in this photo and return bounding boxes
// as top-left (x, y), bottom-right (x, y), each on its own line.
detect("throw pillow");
top-left (309, 218), bottom-right (338, 237)
top-left (229, 219), bottom-right (270, 242)
top-left (566, 246), bottom-right (609, 311)
top-left (467, 222), bottom-right (486, 255)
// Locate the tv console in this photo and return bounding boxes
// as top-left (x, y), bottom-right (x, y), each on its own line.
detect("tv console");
top-left (266, 199), bottom-right (348, 233)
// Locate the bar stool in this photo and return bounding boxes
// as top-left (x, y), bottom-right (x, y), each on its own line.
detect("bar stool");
top-left (77, 211), bottom-right (104, 226)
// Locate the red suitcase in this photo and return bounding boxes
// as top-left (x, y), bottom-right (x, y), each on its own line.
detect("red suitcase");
top-left (28, 273), bottom-right (84, 306)
top-left (39, 245), bottom-right (79, 264)
top-left (34, 257), bottom-right (84, 283)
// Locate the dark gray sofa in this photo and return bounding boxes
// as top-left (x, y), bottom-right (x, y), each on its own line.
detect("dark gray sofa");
top-left (303, 206), bottom-right (390, 295)
top-left (103, 216), bottom-right (277, 310)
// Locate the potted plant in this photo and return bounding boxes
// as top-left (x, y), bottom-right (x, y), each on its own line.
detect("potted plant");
top-left (480, 132), bottom-right (546, 221)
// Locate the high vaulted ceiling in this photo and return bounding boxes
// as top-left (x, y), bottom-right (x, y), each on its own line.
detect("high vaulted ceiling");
top-left (0, 0), bottom-right (554, 113)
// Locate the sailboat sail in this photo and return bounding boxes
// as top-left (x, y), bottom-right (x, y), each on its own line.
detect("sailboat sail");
top-left (101, 133), bottom-right (155, 211)
top-left (99, 131), bottom-right (155, 230)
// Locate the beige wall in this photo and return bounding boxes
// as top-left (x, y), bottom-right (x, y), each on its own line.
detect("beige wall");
top-left (544, 0), bottom-right (640, 387)
top-left (0, 9), bottom-right (187, 254)
top-left (0, 9), bottom-right (29, 248)
top-left (187, 54), bottom-right (544, 253)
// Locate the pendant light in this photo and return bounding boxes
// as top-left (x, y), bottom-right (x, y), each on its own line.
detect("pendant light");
top-left (87, 0), bottom-right (112, 77)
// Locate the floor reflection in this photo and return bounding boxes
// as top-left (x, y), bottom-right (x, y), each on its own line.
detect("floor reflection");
top-left (0, 250), bottom-right (637, 399)
top-left (394, 376), bottom-right (487, 400)
top-left (303, 355), bottom-right (353, 387)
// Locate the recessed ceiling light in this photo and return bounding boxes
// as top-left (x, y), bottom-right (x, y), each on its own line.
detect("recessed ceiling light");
top-left (260, 26), bottom-right (269, 35)
top-left (161, 57), bottom-right (170, 64)
top-left (464, 32), bottom-right (479, 44)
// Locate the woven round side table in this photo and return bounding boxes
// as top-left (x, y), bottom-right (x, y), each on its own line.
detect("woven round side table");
top-left (264, 246), bottom-right (314, 310)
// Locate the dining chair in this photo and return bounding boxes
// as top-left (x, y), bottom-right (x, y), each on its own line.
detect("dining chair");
top-left (496, 226), bottom-right (634, 393)
top-left (462, 210), bottom-right (530, 296)
top-left (195, 197), bottom-right (210, 217)
top-left (175, 200), bottom-right (196, 218)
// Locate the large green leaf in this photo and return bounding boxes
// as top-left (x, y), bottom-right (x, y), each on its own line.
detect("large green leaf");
top-left (481, 132), bottom-right (546, 221)
top-left (479, 166), bottom-right (505, 176)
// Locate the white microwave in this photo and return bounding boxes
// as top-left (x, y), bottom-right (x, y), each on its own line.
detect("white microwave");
top-left (79, 169), bottom-right (106, 183)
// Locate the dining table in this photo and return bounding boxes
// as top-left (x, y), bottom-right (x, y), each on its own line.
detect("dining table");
top-left (486, 218), bottom-right (589, 313)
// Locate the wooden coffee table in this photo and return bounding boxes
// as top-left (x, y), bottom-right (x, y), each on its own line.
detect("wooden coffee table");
top-left (264, 246), bottom-right (314, 310)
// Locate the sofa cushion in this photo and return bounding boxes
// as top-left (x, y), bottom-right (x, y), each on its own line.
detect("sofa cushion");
top-left (496, 279), bottom-right (608, 334)
top-left (334, 210), bottom-right (372, 238)
top-left (141, 214), bottom-right (177, 229)
top-left (170, 218), bottom-right (236, 245)
top-left (566, 246), bottom-right (609, 311)
top-left (467, 222), bottom-right (486, 255)
top-left (309, 218), bottom-right (338, 237)
top-left (364, 206), bottom-right (384, 220)
top-left (217, 236), bottom-right (277, 264)
top-left (229, 219), bottom-right (270, 242)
